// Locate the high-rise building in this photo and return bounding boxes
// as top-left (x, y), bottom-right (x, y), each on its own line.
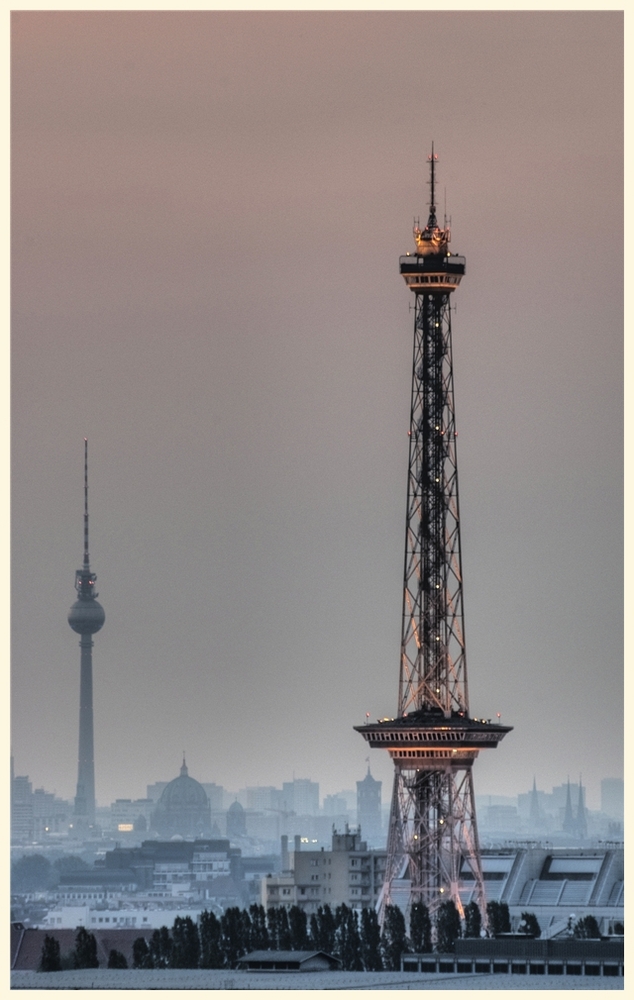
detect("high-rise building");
top-left (356, 149), bottom-right (511, 921)
top-left (67, 440), bottom-right (105, 833)
top-left (245, 786), bottom-right (279, 812)
top-left (356, 764), bottom-right (382, 846)
top-left (322, 793), bottom-right (349, 817)
top-left (282, 778), bottom-right (319, 816)
top-left (11, 757), bottom-right (33, 842)
top-left (601, 778), bottom-right (624, 820)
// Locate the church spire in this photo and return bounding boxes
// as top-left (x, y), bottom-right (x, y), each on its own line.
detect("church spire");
top-left (529, 776), bottom-right (540, 825)
top-left (576, 775), bottom-right (587, 838)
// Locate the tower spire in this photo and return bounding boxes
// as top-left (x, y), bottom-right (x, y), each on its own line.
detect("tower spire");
top-left (428, 143), bottom-right (438, 229)
top-left (530, 776), bottom-right (540, 826)
top-left (576, 775), bottom-right (587, 838)
top-left (413, 146), bottom-right (450, 256)
top-left (563, 777), bottom-right (575, 834)
top-left (83, 438), bottom-right (89, 570)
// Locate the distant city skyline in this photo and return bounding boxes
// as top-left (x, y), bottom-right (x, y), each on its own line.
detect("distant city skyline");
top-left (12, 12), bottom-right (622, 809)
top-left (11, 749), bottom-right (623, 818)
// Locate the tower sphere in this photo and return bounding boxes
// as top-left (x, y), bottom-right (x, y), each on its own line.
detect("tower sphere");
top-left (68, 598), bottom-right (105, 635)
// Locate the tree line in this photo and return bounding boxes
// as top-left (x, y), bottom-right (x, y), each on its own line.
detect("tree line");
top-left (39, 899), bottom-right (553, 973)
top-left (12, 854), bottom-right (88, 894)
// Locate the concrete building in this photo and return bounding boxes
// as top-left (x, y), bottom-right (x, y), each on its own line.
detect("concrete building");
top-left (356, 766), bottom-right (382, 847)
top-left (282, 779), bottom-right (319, 816)
top-left (600, 778), bottom-right (624, 821)
top-left (261, 871), bottom-right (298, 908)
top-left (42, 902), bottom-right (209, 931)
top-left (322, 794), bottom-right (348, 817)
top-left (58, 838), bottom-right (240, 892)
top-left (261, 826), bottom-right (387, 915)
top-left (11, 770), bottom-right (34, 843)
top-left (11, 760), bottom-right (72, 844)
top-left (110, 798), bottom-right (154, 836)
top-left (245, 786), bottom-right (279, 812)
top-left (459, 845), bottom-right (624, 939)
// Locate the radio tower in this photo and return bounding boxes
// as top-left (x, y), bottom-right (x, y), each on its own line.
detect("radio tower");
top-left (67, 440), bottom-right (105, 832)
top-left (355, 147), bottom-right (511, 922)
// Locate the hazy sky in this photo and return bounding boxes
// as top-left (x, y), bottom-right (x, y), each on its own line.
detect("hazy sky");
top-left (11, 11), bottom-right (622, 812)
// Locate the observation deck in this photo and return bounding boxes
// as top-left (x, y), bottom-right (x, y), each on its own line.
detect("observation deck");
top-left (355, 709), bottom-right (511, 769)
top-left (400, 253), bottom-right (465, 293)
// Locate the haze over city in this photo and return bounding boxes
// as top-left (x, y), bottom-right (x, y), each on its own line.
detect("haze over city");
top-left (11, 11), bottom-right (622, 813)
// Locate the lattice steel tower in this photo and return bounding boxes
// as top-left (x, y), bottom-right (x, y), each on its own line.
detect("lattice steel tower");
top-left (355, 148), bottom-right (511, 921)
top-left (68, 440), bottom-right (105, 832)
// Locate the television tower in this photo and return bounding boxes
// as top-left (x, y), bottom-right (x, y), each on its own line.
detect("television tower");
top-left (355, 147), bottom-right (511, 921)
top-left (68, 440), bottom-right (105, 831)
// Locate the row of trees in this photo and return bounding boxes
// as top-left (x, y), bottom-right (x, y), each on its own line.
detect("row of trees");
top-left (130, 905), bottom-right (398, 971)
top-left (129, 902), bottom-right (469, 971)
top-left (38, 899), bottom-right (549, 974)
top-left (39, 928), bottom-right (127, 972)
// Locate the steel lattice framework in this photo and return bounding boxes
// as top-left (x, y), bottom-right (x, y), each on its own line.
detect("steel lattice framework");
top-left (356, 149), bottom-right (511, 925)
top-left (400, 290), bottom-right (466, 719)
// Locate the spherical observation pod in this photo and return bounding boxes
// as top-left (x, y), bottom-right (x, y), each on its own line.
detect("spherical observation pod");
top-left (68, 598), bottom-right (105, 635)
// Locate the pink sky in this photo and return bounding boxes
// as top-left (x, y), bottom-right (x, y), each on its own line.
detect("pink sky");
top-left (12, 11), bottom-right (622, 810)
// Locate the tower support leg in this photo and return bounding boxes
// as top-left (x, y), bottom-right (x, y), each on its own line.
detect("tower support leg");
top-left (382, 764), bottom-right (486, 924)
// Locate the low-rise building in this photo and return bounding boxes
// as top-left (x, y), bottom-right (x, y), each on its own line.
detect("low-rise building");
top-left (110, 799), bottom-right (154, 836)
top-left (42, 903), bottom-right (207, 931)
top-left (55, 838), bottom-right (241, 902)
top-left (261, 826), bottom-right (387, 914)
top-left (461, 845), bottom-right (624, 938)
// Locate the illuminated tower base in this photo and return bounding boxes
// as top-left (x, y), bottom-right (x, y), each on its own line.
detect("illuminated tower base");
top-left (356, 148), bottom-right (511, 922)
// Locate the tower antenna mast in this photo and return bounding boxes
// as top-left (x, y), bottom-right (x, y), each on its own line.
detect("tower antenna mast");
top-left (428, 142), bottom-right (437, 227)
top-left (83, 438), bottom-right (90, 569)
top-left (356, 147), bottom-right (511, 925)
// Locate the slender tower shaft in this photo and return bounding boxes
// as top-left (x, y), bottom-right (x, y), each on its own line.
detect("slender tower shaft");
top-left (356, 148), bottom-right (511, 922)
top-left (68, 440), bottom-right (105, 831)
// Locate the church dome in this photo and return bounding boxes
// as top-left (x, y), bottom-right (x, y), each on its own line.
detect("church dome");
top-left (150, 758), bottom-right (212, 840)
top-left (157, 760), bottom-right (209, 812)
top-left (226, 797), bottom-right (247, 838)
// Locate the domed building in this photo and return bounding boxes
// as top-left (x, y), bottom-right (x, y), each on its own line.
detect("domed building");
top-left (150, 758), bottom-right (212, 840)
top-left (226, 799), bottom-right (247, 839)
